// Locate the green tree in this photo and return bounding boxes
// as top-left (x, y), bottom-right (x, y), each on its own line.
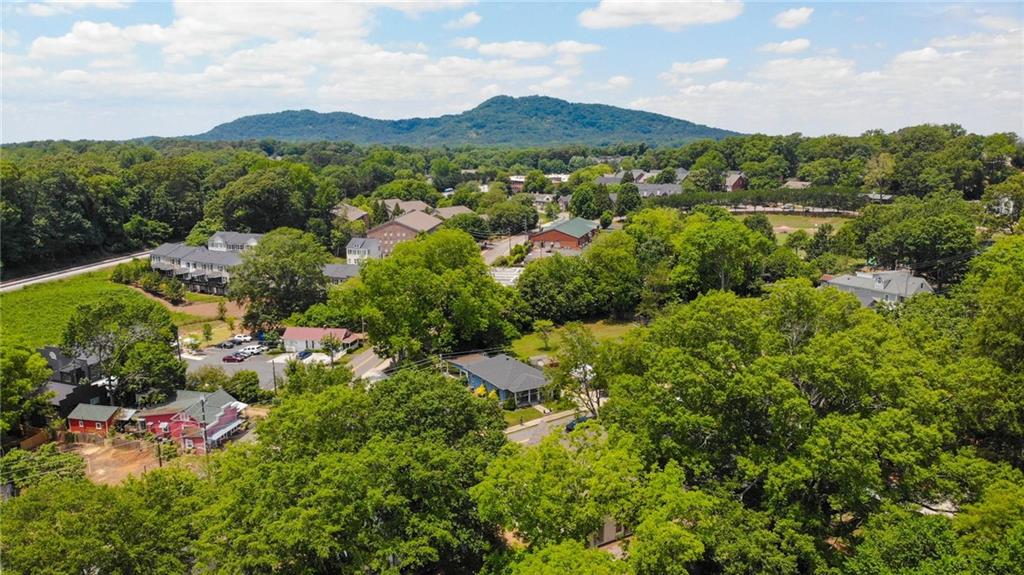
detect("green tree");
top-left (229, 227), bottom-right (329, 331)
top-left (121, 341), bottom-right (187, 404)
top-left (548, 322), bottom-right (613, 418)
top-left (319, 333), bottom-right (342, 366)
top-left (615, 182), bottom-right (642, 216)
top-left (186, 365), bottom-right (231, 392)
top-left (586, 231), bottom-right (641, 317)
top-left (518, 254), bottom-right (596, 323)
top-left (533, 319), bottom-right (555, 351)
top-left (507, 541), bottom-right (632, 575)
top-left (671, 213), bottom-right (771, 297)
top-left (0, 443), bottom-right (85, 491)
top-left (225, 370), bottom-right (269, 403)
top-left (743, 213), bottom-right (775, 242)
top-left (0, 340), bottom-right (53, 438)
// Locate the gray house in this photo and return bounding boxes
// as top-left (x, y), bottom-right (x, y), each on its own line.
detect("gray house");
top-left (821, 270), bottom-right (934, 307)
top-left (150, 243), bottom-right (242, 295)
top-left (449, 353), bottom-right (547, 407)
top-left (323, 263), bottom-right (360, 284)
top-left (346, 237), bottom-right (381, 264)
top-left (207, 231), bottom-right (263, 252)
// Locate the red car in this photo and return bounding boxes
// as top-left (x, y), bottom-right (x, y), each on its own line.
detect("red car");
top-left (221, 354), bottom-right (246, 363)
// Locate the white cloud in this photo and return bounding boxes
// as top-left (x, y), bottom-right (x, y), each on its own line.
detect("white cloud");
top-left (661, 58), bottom-right (729, 81)
top-left (773, 7), bottom-right (813, 29)
top-left (477, 41), bottom-right (551, 59)
top-left (974, 15), bottom-right (1021, 32)
top-left (29, 21), bottom-right (161, 58)
top-left (444, 11), bottom-right (482, 30)
top-left (23, 1), bottom-right (130, 17)
top-left (579, 0), bottom-right (743, 31)
top-left (452, 36), bottom-right (480, 49)
top-left (757, 38), bottom-right (811, 54)
top-left (606, 75), bottom-right (633, 89)
top-left (633, 31), bottom-right (1022, 135)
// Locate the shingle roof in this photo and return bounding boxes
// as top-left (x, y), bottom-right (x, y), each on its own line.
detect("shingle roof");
top-left (635, 183), bottom-right (683, 198)
top-left (323, 263), bottom-right (360, 280)
top-left (135, 389), bottom-right (207, 417)
top-left (346, 237), bottom-right (380, 251)
top-left (68, 403), bottom-right (119, 422)
top-left (383, 199), bottom-right (431, 213)
top-left (543, 217), bottom-right (599, 238)
top-left (187, 249), bottom-right (242, 266)
top-left (392, 210), bottom-right (443, 233)
top-left (725, 171), bottom-right (746, 186)
top-left (135, 389), bottom-right (242, 425)
top-left (332, 203), bottom-right (367, 221)
top-left (452, 354), bottom-right (547, 393)
top-left (434, 205), bottom-right (474, 220)
top-left (822, 271), bottom-right (933, 307)
top-left (183, 388), bottom-right (241, 427)
top-left (209, 231), bottom-right (263, 245)
top-left (46, 382), bottom-right (76, 405)
top-left (283, 326), bottom-right (353, 342)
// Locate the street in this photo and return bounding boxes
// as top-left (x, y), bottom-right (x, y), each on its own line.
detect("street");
top-left (481, 234), bottom-right (527, 265)
top-left (0, 249), bottom-right (153, 293)
top-left (504, 410), bottom-right (580, 446)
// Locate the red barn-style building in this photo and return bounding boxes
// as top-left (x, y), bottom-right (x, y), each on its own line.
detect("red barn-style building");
top-left (67, 404), bottom-right (120, 436)
top-left (528, 217), bottom-right (599, 251)
top-left (134, 389), bottom-right (246, 454)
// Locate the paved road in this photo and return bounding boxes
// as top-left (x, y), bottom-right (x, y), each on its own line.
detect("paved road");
top-left (482, 235), bottom-right (528, 265)
top-left (348, 348), bottom-right (390, 378)
top-left (184, 346), bottom-right (286, 392)
top-left (0, 250), bottom-right (152, 293)
top-left (505, 410), bottom-right (579, 446)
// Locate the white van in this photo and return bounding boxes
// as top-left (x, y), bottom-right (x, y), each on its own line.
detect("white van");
top-left (239, 345), bottom-right (262, 357)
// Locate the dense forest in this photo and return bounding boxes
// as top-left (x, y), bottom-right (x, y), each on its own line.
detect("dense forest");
top-left (191, 96), bottom-right (741, 145)
top-left (2, 123), bottom-right (1021, 275)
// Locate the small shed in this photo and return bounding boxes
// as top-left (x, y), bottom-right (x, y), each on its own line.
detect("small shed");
top-left (67, 404), bottom-right (120, 436)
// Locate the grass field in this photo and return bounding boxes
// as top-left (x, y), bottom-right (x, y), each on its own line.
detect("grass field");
top-left (1, 270), bottom-right (202, 349)
top-left (511, 319), bottom-right (636, 359)
top-left (503, 406), bottom-right (545, 427)
top-left (741, 213), bottom-right (852, 242)
top-left (184, 291), bottom-right (227, 304)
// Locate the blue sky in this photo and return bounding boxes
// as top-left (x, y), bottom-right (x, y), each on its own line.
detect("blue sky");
top-left (2, 1), bottom-right (1021, 142)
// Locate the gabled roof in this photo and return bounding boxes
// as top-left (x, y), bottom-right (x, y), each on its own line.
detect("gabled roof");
top-left (68, 403), bottom-right (119, 422)
top-left (725, 171), bottom-right (747, 186)
top-left (151, 242), bottom-right (198, 259)
top-left (390, 210), bottom-right (443, 233)
top-left (135, 389), bottom-right (207, 417)
top-left (821, 270), bottom-right (933, 306)
top-left (283, 326), bottom-right (354, 341)
top-left (434, 205), bottom-right (474, 220)
top-left (182, 388), bottom-right (243, 427)
top-left (346, 237), bottom-right (380, 251)
top-left (332, 203), bottom-right (367, 221)
top-left (451, 353), bottom-right (547, 393)
top-left (187, 249), bottom-right (243, 267)
top-left (635, 183), bottom-right (683, 197)
top-left (536, 217), bottom-right (599, 239)
top-left (383, 199), bottom-right (431, 214)
top-left (323, 263), bottom-right (360, 280)
top-left (209, 231), bottom-right (263, 245)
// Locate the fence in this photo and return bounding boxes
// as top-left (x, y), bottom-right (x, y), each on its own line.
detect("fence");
top-left (18, 427), bottom-right (50, 451)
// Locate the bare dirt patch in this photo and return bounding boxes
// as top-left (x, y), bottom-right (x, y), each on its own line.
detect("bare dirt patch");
top-left (68, 441), bottom-right (160, 486)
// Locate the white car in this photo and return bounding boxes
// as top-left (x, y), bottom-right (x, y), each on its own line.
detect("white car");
top-left (232, 334), bottom-right (253, 343)
top-left (238, 345), bottom-right (262, 356)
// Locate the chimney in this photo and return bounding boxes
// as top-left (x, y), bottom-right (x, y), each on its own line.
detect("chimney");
top-left (874, 274), bottom-right (884, 289)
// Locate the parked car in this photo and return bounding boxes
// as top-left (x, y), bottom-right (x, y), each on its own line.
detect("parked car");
top-left (232, 334), bottom-right (253, 343)
top-left (258, 345), bottom-right (269, 353)
top-left (239, 345), bottom-right (262, 356)
top-left (565, 415), bottom-right (594, 432)
top-left (218, 341), bottom-right (235, 349)
top-left (222, 354), bottom-right (246, 363)
top-left (296, 350), bottom-right (313, 360)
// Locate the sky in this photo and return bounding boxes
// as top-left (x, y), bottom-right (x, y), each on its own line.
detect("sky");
top-left (2, 1), bottom-right (1022, 142)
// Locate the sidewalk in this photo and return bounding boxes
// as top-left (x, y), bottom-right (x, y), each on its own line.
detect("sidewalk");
top-left (504, 408), bottom-right (577, 434)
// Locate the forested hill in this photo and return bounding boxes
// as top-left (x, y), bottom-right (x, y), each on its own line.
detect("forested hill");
top-left (190, 95), bottom-right (740, 146)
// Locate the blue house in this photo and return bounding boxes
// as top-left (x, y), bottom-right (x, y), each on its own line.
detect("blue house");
top-left (449, 354), bottom-right (547, 407)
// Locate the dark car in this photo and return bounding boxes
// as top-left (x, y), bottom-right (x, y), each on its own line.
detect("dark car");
top-left (564, 415), bottom-right (593, 433)
top-left (218, 341), bottom-right (235, 349)
top-left (296, 350), bottom-right (313, 360)
top-left (222, 354), bottom-right (245, 363)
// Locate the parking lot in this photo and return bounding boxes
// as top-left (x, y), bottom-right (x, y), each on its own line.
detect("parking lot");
top-left (184, 345), bottom-right (288, 392)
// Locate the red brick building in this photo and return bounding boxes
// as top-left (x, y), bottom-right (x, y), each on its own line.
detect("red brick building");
top-left (366, 210), bottom-right (443, 256)
top-left (528, 217), bottom-right (599, 250)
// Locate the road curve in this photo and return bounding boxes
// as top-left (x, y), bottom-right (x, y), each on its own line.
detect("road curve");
top-left (0, 250), bottom-right (152, 293)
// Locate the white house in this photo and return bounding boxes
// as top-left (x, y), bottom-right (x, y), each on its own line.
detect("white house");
top-left (346, 237), bottom-right (381, 265)
top-left (282, 327), bottom-right (364, 353)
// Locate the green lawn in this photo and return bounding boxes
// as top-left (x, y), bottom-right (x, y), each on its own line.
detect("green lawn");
top-left (184, 291), bottom-right (227, 304)
top-left (503, 406), bottom-right (545, 427)
top-left (511, 319), bottom-right (636, 359)
top-left (1, 270), bottom-right (201, 349)
top-left (741, 213), bottom-right (852, 241)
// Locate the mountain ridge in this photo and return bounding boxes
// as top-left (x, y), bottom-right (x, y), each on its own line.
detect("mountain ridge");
top-left (190, 95), bottom-right (740, 146)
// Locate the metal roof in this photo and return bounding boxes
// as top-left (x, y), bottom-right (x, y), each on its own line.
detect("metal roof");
top-left (68, 403), bottom-right (119, 422)
top-left (541, 217), bottom-right (598, 239)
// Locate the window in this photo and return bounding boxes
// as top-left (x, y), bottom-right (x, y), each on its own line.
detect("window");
top-left (95, 421), bottom-right (103, 429)
top-left (78, 420), bottom-right (85, 428)
top-left (185, 439), bottom-right (194, 449)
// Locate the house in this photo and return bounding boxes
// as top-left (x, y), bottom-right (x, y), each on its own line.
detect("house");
top-left (546, 173), bottom-right (570, 184)
top-left (597, 169), bottom-right (648, 185)
top-left (820, 270), bottom-right (933, 307)
top-left (367, 210), bottom-right (444, 256)
top-left (724, 171), bottom-right (748, 192)
top-left (635, 183), bottom-right (683, 198)
top-left (530, 193), bottom-right (556, 208)
top-left (346, 237), bottom-right (381, 264)
top-left (41, 381), bottom-right (108, 419)
top-left (282, 326), bottom-right (364, 353)
top-left (864, 192), bottom-right (894, 204)
top-left (67, 404), bottom-right (120, 436)
top-left (782, 179), bottom-right (812, 189)
top-left (134, 389), bottom-right (247, 454)
top-left (323, 263), bottom-right (360, 285)
top-left (449, 354), bottom-right (547, 407)
top-left (529, 217), bottom-right (599, 250)
top-left (150, 242), bottom-right (243, 295)
top-left (642, 168), bottom-right (690, 183)
top-left (37, 346), bottom-right (104, 385)
top-left (509, 175), bottom-right (527, 193)
top-left (332, 203), bottom-right (369, 225)
top-left (434, 205), bottom-right (474, 220)
top-left (382, 199), bottom-right (431, 215)
top-left (207, 231), bottom-right (262, 252)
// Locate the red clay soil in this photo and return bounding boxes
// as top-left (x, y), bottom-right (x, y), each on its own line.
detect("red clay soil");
top-left (129, 286), bottom-right (246, 319)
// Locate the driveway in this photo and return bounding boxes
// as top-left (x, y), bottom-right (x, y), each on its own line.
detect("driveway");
top-left (505, 409), bottom-right (579, 446)
top-left (482, 234), bottom-right (528, 264)
top-left (347, 347), bottom-right (390, 379)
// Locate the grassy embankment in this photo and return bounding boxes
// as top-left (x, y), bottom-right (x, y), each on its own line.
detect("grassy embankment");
top-left (1, 270), bottom-right (203, 349)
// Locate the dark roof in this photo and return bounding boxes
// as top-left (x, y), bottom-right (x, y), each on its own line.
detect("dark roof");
top-left (186, 249), bottom-right (242, 266)
top-left (323, 263), bottom-right (360, 280)
top-left (45, 382), bottom-right (77, 405)
top-left (346, 237), bottom-right (380, 251)
top-left (68, 403), bottom-right (119, 422)
top-left (452, 353), bottom-right (547, 393)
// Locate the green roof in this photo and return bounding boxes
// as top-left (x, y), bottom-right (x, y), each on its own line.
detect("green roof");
top-left (548, 217), bottom-right (598, 238)
top-left (68, 403), bottom-right (119, 422)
